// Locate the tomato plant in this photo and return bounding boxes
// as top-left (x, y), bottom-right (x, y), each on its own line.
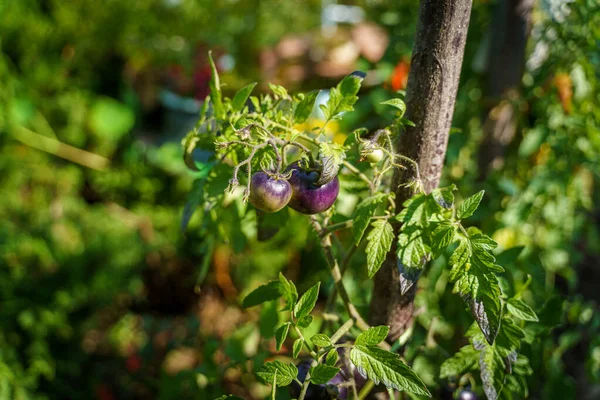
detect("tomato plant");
top-left (181, 51), bottom-right (540, 399)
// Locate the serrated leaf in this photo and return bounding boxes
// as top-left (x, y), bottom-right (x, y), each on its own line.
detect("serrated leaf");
top-left (397, 225), bottom-right (430, 269)
top-left (470, 233), bottom-right (498, 251)
top-left (458, 190), bottom-right (485, 219)
top-left (316, 142), bottom-right (346, 186)
top-left (355, 326), bottom-right (390, 346)
top-left (507, 299), bottom-right (538, 322)
top-left (440, 345), bottom-right (479, 378)
top-left (242, 281), bottom-right (282, 308)
top-left (432, 222), bottom-right (456, 255)
top-left (208, 51), bottom-right (224, 120)
top-left (479, 345), bottom-right (505, 400)
top-left (297, 315), bottom-right (313, 329)
top-left (448, 238), bottom-right (471, 282)
top-left (320, 72), bottom-right (364, 121)
top-left (366, 220), bottom-right (394, 278)
top-left (349, 345), bottom-right (431, 396)
top-left (310, 334), bottom-right (332, 348)
top-left (279, 273), bottom-right (298, 311)
top-left (294, 91), bottom-right (318, 123)
top-left (232, 82), bottom-right (257, 112)
top-left (398, 194), bottom-right (440, 226)
top-left (381, 98), bottom-right (406, 118)
top-left (256, 361), bottom-right (298, 387)
top-left (431, 185), bottom-right (456, 209)
top-left (275, 323), bottom-right (291, 352)
top-left (292, 338), bottom-right (303, 358)
top-left (309, 364), bottom-right (340, 385)
top-left (294, 282), bottom-right (320, 320)
top-left (325, 349), bottom-right (339, 366)
top-left (352, 193), bottom-right (389, 245)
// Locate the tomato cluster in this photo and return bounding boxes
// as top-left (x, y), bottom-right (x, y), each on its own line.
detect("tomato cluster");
top-left (248, 162), bottom-right (339, 215)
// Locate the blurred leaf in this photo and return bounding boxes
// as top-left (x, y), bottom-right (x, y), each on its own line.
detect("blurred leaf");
top-left (325, 348), bottom-right (339, 366)
top-left (507, 299), bottom-right (539, 322)
top-left (297, 315), bottom-right (313, 329)
top-left (309, 364), bottom-right (340, 385)
top-left (440, 345), bottom-right (478, 378)
top-left (208, 51), bottom-right (224, 120)
top-left (181, 179), bottom-right (204, 232)
top-left (88, 97), bottom-right (134, 141)
top-left (242, 281), bottom-right (281, 308)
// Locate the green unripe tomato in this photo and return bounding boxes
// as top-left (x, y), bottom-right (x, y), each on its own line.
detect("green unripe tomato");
top-left (358, 143), bottom-right (384, 163)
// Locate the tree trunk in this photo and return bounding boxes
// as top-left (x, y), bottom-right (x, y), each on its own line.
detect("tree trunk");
top-left (477, 0), bottom-right (534, 178)
top-left (370, 0), bottom-right (473, 342)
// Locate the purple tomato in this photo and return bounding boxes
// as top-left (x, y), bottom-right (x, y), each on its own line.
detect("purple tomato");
top-left (285, 162), bottom-right (340, 215)
top-left (248, 172), bottom-right (292, 213)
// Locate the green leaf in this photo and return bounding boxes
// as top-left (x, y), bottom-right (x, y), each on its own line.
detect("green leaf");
top-left (294, 282), bottom-right (320, 320)
top-left (398, 194), bottom-right (441, 226)
top-left (479, 344), bottom-right (504, 400)
top-left (294, 91), bottom-right (319, 123)
top-left (349, 345), bottom-right (431, 396)
top-left (397, 225), bottom-right (430, 269)
top-left (315, 142), bottom-right (346, 186)
top-left (309, 364), bottom-right (340, 385)
top-left (232, 82), bottom-right (257, 112)
top-left (268, 83), bottom-right (289, 99)
top-left (242, 281), bottom-right (282, 308)
top-left (293, 338), bottom-right (303, 358)
top-left (256, 361), bottom-right (298, 387)
top-left (440, 345), bottom-right (478, 378)
top-left (470, 233), bottom-right (498, 251)
top-left (457, 190), bottom-right (485, 219)
top-left (366, 220), bottom-right (394, 278)
top-left (431, 185), bottom-right (456, 209)
top-left (355, 326), bottom-right (390, 347)
top-left (381, 98), bottom-right (406, 118)
top-left (310, 334), bottom-right (332, 348)
top-left (325, 349), bottom-right (339, 366)
top-left (208, 51), bottom-right (224, 120)
top-left (352, 194), bottom-right (389, 245)
top-left (279, 273), bottom-right (298, 311)
top-left (297, 315), bottom-right (313, 329)
top-left (275, 323), bottom-right (291, 352)
top-left (507, 299), bottom-right (539, 322)
top-left (181, 179), bottom-right (204, 232)
top-left (432, 221), bottom-right (456, 255)
top-left (320, 72), bottom-right (364, 121)
top-left (88, 97), bottom-right (135, 142)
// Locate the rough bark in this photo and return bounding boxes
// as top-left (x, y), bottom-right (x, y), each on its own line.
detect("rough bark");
top-left (370, 0), bottom-right (473, 342)
top-left (478, 0), bottom-right (534, 177)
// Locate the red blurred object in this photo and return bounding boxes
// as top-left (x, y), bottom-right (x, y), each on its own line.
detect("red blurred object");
top-left (126, 354), bottom-right (142, 373)
top-left (95, 384), bottom-right (116, 400)
top-left (388, 59), bottom-right (410, 91)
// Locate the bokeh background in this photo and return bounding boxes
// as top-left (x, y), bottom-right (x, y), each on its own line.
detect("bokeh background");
top-left (1, 0), bottom-right (599, 399)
